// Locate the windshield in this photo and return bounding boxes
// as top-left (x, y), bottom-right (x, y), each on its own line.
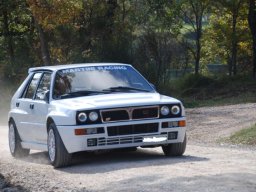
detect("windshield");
top-left (53, 65), bottom-right (154, 99)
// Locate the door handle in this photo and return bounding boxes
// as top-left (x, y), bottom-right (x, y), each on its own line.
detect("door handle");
top-left (16, 102), bottom-right (20, 107)
top-left (30, 104), bottom-right (34, 109)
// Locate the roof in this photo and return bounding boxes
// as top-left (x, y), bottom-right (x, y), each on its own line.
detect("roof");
top-left (28, 63), bottom-right (131, 73)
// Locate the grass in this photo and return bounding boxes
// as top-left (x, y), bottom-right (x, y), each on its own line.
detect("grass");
top-left (224, 124), bottom-right (256, 146)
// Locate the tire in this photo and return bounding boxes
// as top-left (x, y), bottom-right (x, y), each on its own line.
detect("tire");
top-left (8, 120), bottom-right (30, 158)
top-left (162, 134), bottom-right (187, 156)
top-left (47, 123), bottom-right (72, 168)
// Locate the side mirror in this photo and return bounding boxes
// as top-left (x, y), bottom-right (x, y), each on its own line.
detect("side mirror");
top-left (43, 90), bottom-right (50, 103)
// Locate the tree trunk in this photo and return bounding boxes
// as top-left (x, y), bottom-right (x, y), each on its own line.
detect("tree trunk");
top-left (228, 56), bottom-right (232, 76)
top-left (253, 41), bottom-right (256, 78)
top-left (2, 8), bottom-right (15, 68)
top-left (34, 19), bottom-right (51, 65)
top-left (195, 33), bottom-right (201, 75)
top-left (106, 0), bottom-right (118, 32)
top-left (194, 4), bottom-right (203, 75)
top-left (231, 12), bottom-right (238, 76)
top-left (248, 0), bottom-right (256, 78)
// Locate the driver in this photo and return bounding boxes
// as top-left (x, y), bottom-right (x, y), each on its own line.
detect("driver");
top-left (53, 75), bottom-right (71, 99)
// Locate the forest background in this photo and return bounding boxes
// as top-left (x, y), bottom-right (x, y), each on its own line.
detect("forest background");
top-left (1, 0), bottom-right (256, 107)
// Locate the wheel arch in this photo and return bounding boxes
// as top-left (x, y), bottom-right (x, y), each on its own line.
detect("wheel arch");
top-left (8, 117), bottom-right (18, 135)
top-left (8, 117), bottom-right (15, 125)
top-left (47, 117), bottom-right (55, 131)
top-left (46, 117), bottom-right (72, 167)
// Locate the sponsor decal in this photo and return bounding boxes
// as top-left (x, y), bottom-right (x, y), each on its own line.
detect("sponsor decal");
top-left (61, 65), bottom-right (127, 74)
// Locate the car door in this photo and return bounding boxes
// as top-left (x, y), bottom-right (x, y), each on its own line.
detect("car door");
top-left (30, 72), bottom-right (52, 143)
top-left (15, 72), bottom-right (43, 142)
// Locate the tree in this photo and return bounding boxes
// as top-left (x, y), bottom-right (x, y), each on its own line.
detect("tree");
top-left (34, 19), bottom-right (51, 65)
top-left (202, 0), bottom-right (250, 76)
top-left (26, 0), bottom-right (82, 65)
top-left (203, 10), bottom-right (251, 71)
top-left (1, 0), bottom-right (254, 86)
top-left (1, 0), bottom-right (17, 70)
top-left (248, 0), bottom-right (256, 78)
top-left (0, 0), bottom-right (38, 78)
top-left (215, 0), bottom-right (246, 75)
top-left (132, 0), bottom-right (185, 86)
top-left (178, 0), bottom-right (210, 75)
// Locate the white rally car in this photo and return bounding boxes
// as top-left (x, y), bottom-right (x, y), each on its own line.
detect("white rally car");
top-left (8, 63), bottom-right (187, 168)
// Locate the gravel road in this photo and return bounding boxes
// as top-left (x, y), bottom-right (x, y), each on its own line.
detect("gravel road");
top-left (0, 103), bottom-right (256, 192)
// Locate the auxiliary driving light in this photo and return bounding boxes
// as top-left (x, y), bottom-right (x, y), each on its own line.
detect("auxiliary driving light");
top-left (87, 138), bottom-right (97, 147)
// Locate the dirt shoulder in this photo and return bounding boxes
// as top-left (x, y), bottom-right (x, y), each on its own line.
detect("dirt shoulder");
top-left (0, 103), bottom-right (256, 192)
top-left (186, 103), bottom-right (256, 146)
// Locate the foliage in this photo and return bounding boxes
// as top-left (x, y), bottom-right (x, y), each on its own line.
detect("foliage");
top-left (177, 0), bottom-right (211, 74)
top-left (0, 0), bottom-right (38, 78)
top-left (165, 74), bottom-right (256, 107)
top-left (27, 0), bottom-right (82, 30)
top-left (248, 0), bottom-right (256, 78)
top-left (0, 0), bottom-right (255, 88)
top-left (202, 0), bottom-right (252, 75)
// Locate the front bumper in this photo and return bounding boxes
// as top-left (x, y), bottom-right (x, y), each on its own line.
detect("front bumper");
top-left (56, 118), bottom-right (186, 153)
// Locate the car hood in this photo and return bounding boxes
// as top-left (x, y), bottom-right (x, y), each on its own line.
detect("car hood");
top-left (51, 92), bottom-right (181, 110)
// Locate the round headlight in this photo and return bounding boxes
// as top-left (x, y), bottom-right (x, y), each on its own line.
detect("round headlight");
top-left (160, 106), bottom-right (170, 116)
top-left (89, 111), bottom-right (99, 121)
top-left (171, 105), bottom-right (180, 115)
top-left (78, 112), bottom-right (87, 122)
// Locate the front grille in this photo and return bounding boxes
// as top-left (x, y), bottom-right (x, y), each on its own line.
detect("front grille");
top-left (107, 123), bottom-right (159, 136)
top-left (132, 107), bottom-right (158, 119)
top-left (101, 110), bottom-right (129, 122)
top-left (97, 136), bottom-right (144, 146)
top-left (101, 106), bottom-right (159, 123)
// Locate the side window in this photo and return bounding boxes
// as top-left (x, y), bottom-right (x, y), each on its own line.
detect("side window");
top-left (24, 73), bottom-right (42, 99)
top-left (35, 73), bottom-right (52, 100)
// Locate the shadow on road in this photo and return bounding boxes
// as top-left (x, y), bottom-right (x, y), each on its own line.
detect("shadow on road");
top-left (20, 147), bottom-right (208, 174)
top-left (15, 146), bottom-right (209, 176)
top-left (63, 150), bottom-right (208, 174)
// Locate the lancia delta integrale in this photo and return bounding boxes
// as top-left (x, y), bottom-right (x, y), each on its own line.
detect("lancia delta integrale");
top-left (8, 63), bottom-right (187, 168)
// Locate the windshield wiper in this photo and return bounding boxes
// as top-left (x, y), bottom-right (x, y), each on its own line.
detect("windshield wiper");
top-left (60, 90), bottom-right (109, 99)
top-left (103, 86), bottom-right (151, 93)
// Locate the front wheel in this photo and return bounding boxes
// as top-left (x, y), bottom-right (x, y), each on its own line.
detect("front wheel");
top-left (47, 123), bottom-right (72, 168)
top-left (162, 134), bottom-right (187, 156)
top-left (9, 120), bottom-right (30, 158)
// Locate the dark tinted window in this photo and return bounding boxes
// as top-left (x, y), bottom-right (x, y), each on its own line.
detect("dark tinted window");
top-left (24, 73), bottom-right (42, 99)
top-left (35, 73), bottom-right (52, 100)
top-left (53, 73), bottom-right (71, 99)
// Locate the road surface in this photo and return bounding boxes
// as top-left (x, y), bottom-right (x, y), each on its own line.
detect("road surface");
top-left (0, 103), bottom-right (256, 192)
